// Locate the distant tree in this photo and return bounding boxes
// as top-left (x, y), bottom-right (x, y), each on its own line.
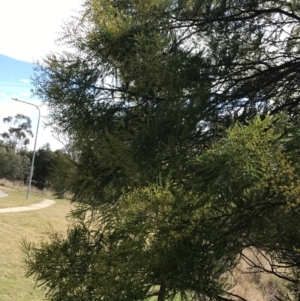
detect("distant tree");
top-left (50, 127), bottom-right (80, 162)
top-left (41, 143), bottom-right (51, 151)
top-left (0, 148), bottom-right (30, 181)
top-left (0, 114), bottom-right (33, 152)
top-left (31, 147), bottom-right (59, 190)
top-left (48, 150), bottom-right (75, 198)
top-left (24, 143), bottom-right (75, 191)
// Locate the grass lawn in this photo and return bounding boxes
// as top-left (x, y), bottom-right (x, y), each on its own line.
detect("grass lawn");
top-left (0, 186), bottom-right (50, 208)
top-left (0, 187), bottom-right (72, 301)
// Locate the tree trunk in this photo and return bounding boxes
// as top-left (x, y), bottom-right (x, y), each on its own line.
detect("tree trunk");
top-left (157, 283), bottom-right (166, 301)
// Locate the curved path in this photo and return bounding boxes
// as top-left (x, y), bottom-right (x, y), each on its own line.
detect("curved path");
top-left (0, 191), bottom-right (56, 213)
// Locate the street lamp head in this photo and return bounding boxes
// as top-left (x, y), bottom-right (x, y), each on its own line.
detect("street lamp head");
top-left (12, 98), bottom-right (41, 110)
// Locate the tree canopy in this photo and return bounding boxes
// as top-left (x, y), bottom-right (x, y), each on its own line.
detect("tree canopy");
top-left (25, 115), bottom-right (300, 300)
top-left (25, 0), bottom-right (300, 300)
top-left (33, 0), bottom-right (300, 204)
top-left (0, 114), bottom-right (33, 182)
top-left (0, 114), bottom-right (33, 152)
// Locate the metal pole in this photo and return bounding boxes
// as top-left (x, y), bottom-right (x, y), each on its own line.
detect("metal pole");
top-left (12, 98), bottom-right (41, 199)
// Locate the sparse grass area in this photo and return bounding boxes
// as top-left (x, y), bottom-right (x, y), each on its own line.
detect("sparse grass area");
top-left (0, 184), bottom-right (72, 301)
top-left (0, 186), bottom-right (48, 208)
top-left (0, 178), bottom-right (54, 196)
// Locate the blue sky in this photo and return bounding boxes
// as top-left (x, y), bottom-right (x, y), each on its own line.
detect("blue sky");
top-left (0, 54), bottom-right (33, 98)
top-left (0, 0), bottom-right (82, 150)
top-left (0, 54), bottom-right (61, 150)
top-left (0, 54), bottom-right (53, 150)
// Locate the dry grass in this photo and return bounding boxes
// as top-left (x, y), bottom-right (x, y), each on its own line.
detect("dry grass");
top-left (0, 185), bottom-right (72, 301)
top-left (0, 178), bottom-right (54, 196)
top-left (227, 248), bottom-right (291, 301)
top-left (0, 186), bottom-right (49, 208)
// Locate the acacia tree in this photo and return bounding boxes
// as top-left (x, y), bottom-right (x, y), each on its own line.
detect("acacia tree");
top-left (24, 115), bottom-right (300, 301)
top-left (25, 0), bottom-right (300, 300)
top-left (32, 0), bottom-right (300, 202)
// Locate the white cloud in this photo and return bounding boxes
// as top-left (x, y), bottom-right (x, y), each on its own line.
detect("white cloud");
top-left (0, 1), bottom-right (83, 149)
top-left (20, 91), bottom-right (31, 97)
top-left (19, 79), bottom-right (30, 84)
top-left (0, 0), bottom-right (83, 63)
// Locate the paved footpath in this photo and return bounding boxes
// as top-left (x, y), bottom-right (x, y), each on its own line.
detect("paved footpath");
top-left (0, 191), bottom-right (56, 213)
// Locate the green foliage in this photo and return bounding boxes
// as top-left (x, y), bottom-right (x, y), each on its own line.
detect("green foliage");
top-left (0, 114), bottom-right (33, 182)
top-left (25, 0), bottom-right (300, 300)
top-left (194, 116), bottom-right (286, 198)
top-left (0, 148), bottom-right (30, 181)
top-left (24, 186), bottom-right (230, 301)
top-left (0, 114), bottom-right (33, 152)
top-left (24, 114), bottom-right (300, 300)
top-left (49, 151), bottom-right (76, 198)
top-left (31, 148), bottom-right (61, 190)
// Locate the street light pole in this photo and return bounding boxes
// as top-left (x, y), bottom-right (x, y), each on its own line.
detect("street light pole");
top-left (12, 98), bottom-right (41, 200)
